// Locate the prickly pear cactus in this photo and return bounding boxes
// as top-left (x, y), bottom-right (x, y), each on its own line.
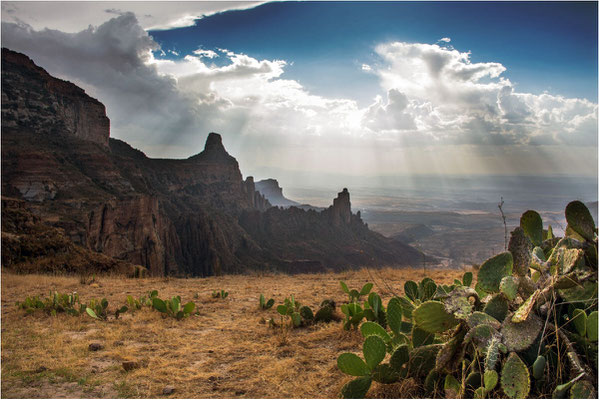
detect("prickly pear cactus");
top-left (334, 201), bottom-right (597, 399)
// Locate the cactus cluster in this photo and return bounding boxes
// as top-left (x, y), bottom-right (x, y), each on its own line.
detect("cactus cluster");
top-left (152, 295), bottom-right (196, 320)
top-left (275, 296), bottom-right (336, 328)
top-left (337, 201), bottom-right (597, 399)
top-left (212, 289), bottom-right (229, 299)
top-left (17, 291), bottom-right (86, 316)
top-left (126, 290), bottom-right (158, 311)
top-left (86, 298), bottom-right (128, 320)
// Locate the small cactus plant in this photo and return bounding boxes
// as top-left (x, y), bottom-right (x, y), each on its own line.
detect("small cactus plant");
top-left (259, 293), bottom-right (274, 310)
top-left (152, 295), bottom-right (195, 320)
top-left (212, 289), bottom-right (228, 299)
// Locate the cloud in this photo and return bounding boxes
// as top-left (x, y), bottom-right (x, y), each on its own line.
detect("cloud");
top-left (438, 37), bottom-right (451, 43)
top-left (0, 14), bottom-right (596, 178)
top-left (369, 41), bottom-right (598, 147)
top-left (1, 1), bottom-right (266, 31)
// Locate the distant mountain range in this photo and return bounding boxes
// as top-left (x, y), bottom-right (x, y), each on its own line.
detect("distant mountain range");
top-left (1, 48), bottom-right (424, 276)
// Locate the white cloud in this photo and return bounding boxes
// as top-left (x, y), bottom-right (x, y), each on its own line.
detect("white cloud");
top-left (1, 1), bottom-right (266, 32)
top-left (193, 49), bottom-right (218, 59)
top-left (438, 37), bottom-right (451, 43)
top-left (369, 41), bottom-right (598, 147)
top-left (361, 63), bottom-right (372, 71)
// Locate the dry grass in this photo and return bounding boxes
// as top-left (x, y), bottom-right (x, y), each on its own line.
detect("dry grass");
top-left (1, 267), bottom-right (468, 398)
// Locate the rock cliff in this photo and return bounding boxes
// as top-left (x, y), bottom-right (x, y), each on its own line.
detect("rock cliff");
top-left (1, 48), bottom-right (424, 276)
top-left (1, 48), bottom-right (110, 147)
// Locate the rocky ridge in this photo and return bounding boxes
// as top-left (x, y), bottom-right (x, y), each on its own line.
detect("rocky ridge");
top-left (1, 48), bottom-right (423, 275)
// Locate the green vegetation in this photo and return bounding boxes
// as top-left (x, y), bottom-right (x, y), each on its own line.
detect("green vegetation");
top-left (16, 291), bottom-right (85, 316)
top-left (86, 298), bottom-right (127, 320)
top-left (151, 295), bottom-right (196, 320)
top-left (259, 293), bottom-right (275, 310)
top-left (125, 290), bottom-right (157, 311)
top-left (336, 201), bottom-right (598, 399)
top-left (212, 289), bottom-right (229, 299)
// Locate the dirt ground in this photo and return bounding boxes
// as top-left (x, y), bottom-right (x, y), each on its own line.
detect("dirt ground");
top-left (1, 267), bottom-right (468, 398)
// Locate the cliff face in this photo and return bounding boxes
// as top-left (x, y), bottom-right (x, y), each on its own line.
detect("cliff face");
top-left (1, 48), bottom-right (110, 146)
top-left (1, 48), bottom-right (423, 276)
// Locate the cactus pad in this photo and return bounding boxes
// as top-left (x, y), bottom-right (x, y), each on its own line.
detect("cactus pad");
top-left (413, 301), bottom-right (459, 333)
top-left (549, 248), bottom-right (585, 275)
top-left (412, 325), bottom-right (435, 347)
top-left (474, 387), bottom-right (486, 399)
top-left (508, 227), bottom-right (533, 276)
top-left (501, 312), bottom-right (542, 352)
top-left (465, 323), bottom-right (499, 352)
top-left (468, 311), bottom-right (501, 330)
top-left (501, 352), bottom-right (530, 399)
top-left (484, 370), bottom-right (498, 392)
top-left (463, 271), bottom-right (473, 287)
top-left (500, 276), bottom-right (519, 301)
top-left (314, 305), bottom-right (334, 323)
top-left (337, 353), bottom-right (369, 376)
top-left (465, 371), bottom-right (482, 388)
top-left (360, 283), bottom-right (374, 296)
top-left (569, 380), bottom-right (596, 399)
top-left (340, 376), bottom-right (372, 399)
top-left (360, 321), bottom-right (391, 343)
top-left (363, 335), bottom-right (386, 370)
top-left (587, 311), bottom-right (598, 341)
top-left (565, 200), bottom-right (596, 242)
top-left (398, 296), bottom-right (415, 319)
top-left (371, 363), bottom-right (399, 384)
top-left (390, 344), bottom-right (409, 372)
top-left (444, 374), bottom-right (461, 398)
top-left (520, 210), bottom-right (543, 246)
top-left (386, 298), bottom-right (403, 335)
top-left (407, 344), bottom-right (442, 379)
top-left (477, 252), bottom-right (513, 293)
top-left (444, 286), bottom-right (478, 320)
top-left (532, 355), bottom-right (546, 380)
top-left (512, 289), bottom-right (540, 323)
top-left (483, 294), bottom-right (509, 322)
top-left (299, 305), bottom-right (314, 321)
top-left (571, 308), bottom-right (587, 336)
top-left (404, 280), bottom-right (419, 301)
top-left (420, 278), bottom-right (437, 301)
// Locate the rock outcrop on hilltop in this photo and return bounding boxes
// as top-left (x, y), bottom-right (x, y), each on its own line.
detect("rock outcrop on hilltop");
top-left (1, 48), bottom-right (424, 276)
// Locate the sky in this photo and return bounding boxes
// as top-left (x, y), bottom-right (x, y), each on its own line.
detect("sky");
top-left (1, 1), bottom-right (598, 188)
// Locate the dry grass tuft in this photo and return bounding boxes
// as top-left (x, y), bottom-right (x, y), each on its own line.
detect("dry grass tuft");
top-left (1, 267), bottom-right (468, 398)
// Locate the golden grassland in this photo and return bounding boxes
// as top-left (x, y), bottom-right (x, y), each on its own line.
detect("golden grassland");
top-left (1, 267), bottom-right (469, 398)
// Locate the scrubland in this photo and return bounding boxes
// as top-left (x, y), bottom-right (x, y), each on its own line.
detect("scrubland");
top-left (1, 267), bottom-right (466, 398)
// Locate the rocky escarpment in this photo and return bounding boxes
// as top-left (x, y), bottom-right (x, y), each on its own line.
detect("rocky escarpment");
top-left (1, 48), bottom-right (424, 276)
top-left (1, 48), bottom-right (110, 146)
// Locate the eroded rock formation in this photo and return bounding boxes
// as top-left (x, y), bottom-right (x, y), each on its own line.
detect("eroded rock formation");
top-left (1, 48), bottom-right (424, 275)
